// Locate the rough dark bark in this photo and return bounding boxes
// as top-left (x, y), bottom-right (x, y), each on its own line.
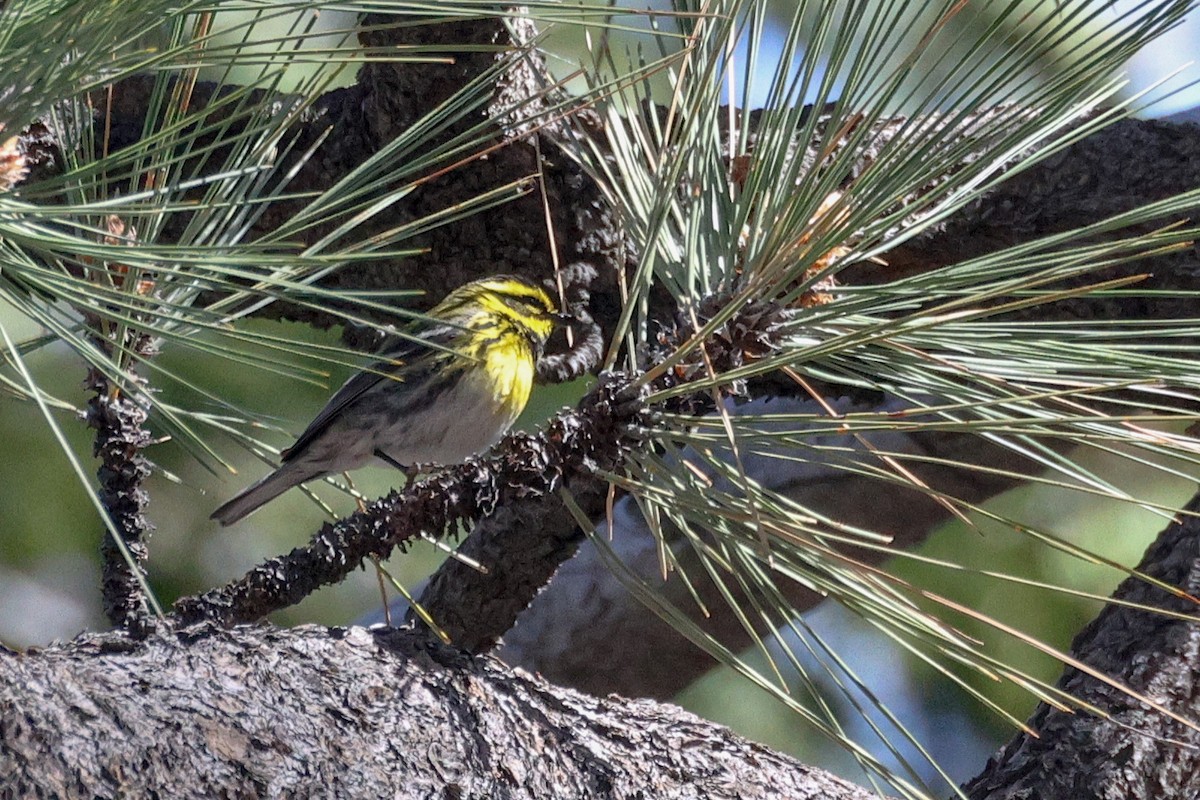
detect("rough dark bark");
top-left (877, 116), bottom-right (1200, 298)
top-left (85, 376), bottom-right (153, 630)
top-left (0, 625), bottom-right (878, 800)
top-left (406, 469), bottom-right (609, 652)
top-left (84, 356), bottom-right (156, 633)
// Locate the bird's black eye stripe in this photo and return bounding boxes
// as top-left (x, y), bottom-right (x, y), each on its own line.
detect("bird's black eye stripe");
top-left (498, 292), bottom-right (553, 317)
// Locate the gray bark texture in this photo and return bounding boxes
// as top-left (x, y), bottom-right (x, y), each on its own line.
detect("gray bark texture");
top-left (0, 625), bottom-right (877, 800)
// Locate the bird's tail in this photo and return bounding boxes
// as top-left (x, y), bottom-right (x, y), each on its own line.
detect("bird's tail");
top-left (210, 464), bottom-right (317, 526)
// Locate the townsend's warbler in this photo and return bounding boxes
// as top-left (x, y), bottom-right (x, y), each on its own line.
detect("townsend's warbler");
top-left (211, 275), bottom-right (561, 525)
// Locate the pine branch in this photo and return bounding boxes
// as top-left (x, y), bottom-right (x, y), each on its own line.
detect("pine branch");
top-left (81, 303), bottom-right (159, 633)
top-left (14, 0), bottom-right (1199, 714)
top-left (499, 393), bottom-right (1040, 698)
top-left (174, 298), bottom-right (781, 636)
top-left (28, 96), bottom-right (1195, 699)
top-left (86, 368), bottom-right (155, 632)
top-left (173, 374), bottom-right (652, 628)
top-left (4, 8), bottom-right (1198, 794)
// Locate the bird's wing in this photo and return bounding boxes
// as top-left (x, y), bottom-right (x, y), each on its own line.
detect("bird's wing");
top-left (280, 328), bottom-right (454, 462)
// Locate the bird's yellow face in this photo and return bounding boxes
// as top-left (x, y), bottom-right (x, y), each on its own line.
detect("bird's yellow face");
top-left (434, 275), bottom-right (559, 350)
top-left (467, 276), bottom-right (558, 346)
top-left (431, 275), bottom-right (560, 417)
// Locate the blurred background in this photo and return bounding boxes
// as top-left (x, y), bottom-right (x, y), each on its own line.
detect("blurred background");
top-left (1, 0), bottom-right (1198, 790)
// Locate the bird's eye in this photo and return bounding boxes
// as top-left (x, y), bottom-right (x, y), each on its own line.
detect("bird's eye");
top-left (524, 299), bottom-right (553, 317)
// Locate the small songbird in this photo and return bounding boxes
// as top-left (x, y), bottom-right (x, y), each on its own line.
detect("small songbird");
top-left (211, 275), bottom-right (560, 525)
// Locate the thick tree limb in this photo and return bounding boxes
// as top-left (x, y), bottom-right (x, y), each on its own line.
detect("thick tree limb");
top-left (0, 624), bottom-right (877, 800)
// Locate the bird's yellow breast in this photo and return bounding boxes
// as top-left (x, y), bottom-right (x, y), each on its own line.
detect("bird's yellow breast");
top-left (484, 334), bottom-right (535, 415)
